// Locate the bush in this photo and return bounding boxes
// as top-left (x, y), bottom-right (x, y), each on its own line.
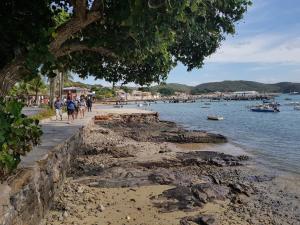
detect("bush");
top-left (30, 107), bottom-right (56, 121)
top-left (0, 99), bottom-right (43, 178)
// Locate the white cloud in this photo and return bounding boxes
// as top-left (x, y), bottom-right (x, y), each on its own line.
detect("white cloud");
top-left (206, 34), bottom-right (300, 64)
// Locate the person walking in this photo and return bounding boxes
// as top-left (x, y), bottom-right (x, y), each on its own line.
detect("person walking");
top-left (86, 97), bottom-right (93, 112)
top-left (66, 96), bottom-right (76, 123)
top-left (74, 97), bottom-right (79, 119)
top-left (79, 97), bottom-right (86, 118)
top-left (54, 97), bottom-right (63, 121)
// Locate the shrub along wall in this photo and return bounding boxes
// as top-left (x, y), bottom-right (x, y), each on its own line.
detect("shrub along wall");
top-left (0, 115), bottom-right (93, 225)
top-left (0, 99), bottom-right (42, 180)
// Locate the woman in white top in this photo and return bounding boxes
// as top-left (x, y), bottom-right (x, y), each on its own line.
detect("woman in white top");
top-left (79, 98), bottom-right (87, 118)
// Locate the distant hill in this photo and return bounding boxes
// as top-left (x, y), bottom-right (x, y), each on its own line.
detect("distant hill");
top-left (151, 83), bottom-right (193, 94)
top-left (191, 80), bottom-right (300, 94)
top-left (63, 80), bottom-right (300, 94)
top-left (274, 82), bottom-right (300, 93)
top-left (64, 80), bottom-right (103, 89)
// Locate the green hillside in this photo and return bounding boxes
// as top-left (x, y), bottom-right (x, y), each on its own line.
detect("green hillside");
top-left (64, 80), bottom-right (103, 89)
top-left (191, 80), bottom-right (300, 94)
top-left (64, 80), bottom-right (300, 95)
top-left (275, 82), bottom-right (300, 93)
top-left (151, 83), bottom-right (193, 94)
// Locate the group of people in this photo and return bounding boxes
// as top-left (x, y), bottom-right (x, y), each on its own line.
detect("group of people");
top-left (54, 95), bottom-right (93, 123)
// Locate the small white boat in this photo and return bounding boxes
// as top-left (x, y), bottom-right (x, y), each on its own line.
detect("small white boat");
top-left (207, 115), bottom-right (224, 121)
top-left (295, 106), bottom-right (300, 111)
top-left (113, 105), bottom-right (123, 108)
top-left (286, 102), bottom-right (300, 106)
top-left (137, 103), bottom-right (144, 107)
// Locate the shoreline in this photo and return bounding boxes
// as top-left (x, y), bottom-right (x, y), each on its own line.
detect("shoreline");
top-left (41, 111), bottom-right (300, 225)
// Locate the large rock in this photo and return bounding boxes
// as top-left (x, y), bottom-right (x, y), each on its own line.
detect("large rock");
top-left (160, 131), bottom-right (227, 143)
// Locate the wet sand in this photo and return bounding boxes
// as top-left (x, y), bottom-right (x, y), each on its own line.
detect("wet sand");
top-left (42, 182), bottom-right (233, 225)
top-left (175, 142), bottom-right (250, 156)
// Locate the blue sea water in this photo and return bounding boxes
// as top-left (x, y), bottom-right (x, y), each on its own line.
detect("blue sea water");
top-left (139, 94), bottom-right (300, 176)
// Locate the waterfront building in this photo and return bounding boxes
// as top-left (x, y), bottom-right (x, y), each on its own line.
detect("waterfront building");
top-left (233, 91), bottom-right (259, 97)
top-left (63, 87), bottom-right (90, 98)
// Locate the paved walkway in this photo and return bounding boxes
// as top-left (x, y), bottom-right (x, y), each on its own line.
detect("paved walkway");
top-left (20, 109), bottom-right (99, 168)
top-left (20, 107), bottom-right (154, 168)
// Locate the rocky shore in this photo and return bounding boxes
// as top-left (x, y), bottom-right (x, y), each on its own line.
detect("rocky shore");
top-left (41, 113), bottom-right (300, 225)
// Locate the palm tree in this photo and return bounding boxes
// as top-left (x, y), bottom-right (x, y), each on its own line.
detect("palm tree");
top-left (28, 75), bottom-right (46, 105)
top-left (17, 82), bottom-right (30, 105)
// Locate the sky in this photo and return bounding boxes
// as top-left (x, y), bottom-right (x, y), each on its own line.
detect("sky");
top-left (74, 0), bottom-right (300, 86)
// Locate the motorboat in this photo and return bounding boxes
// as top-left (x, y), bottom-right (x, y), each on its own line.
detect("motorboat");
top-left (295, 106), bottom-right (300, 111)
top-left (263, 99), bottom-right (273, 104)
top-left (113, 105), bottom-right (123, 108)
top-left (261, 99), bottom-right (280, 107)
top-left (207, 115), bottom-right (224, 120)
top-left (251, 105), bottom-right (280, 112)
top-left (267, 102), bottom-right (280, 107)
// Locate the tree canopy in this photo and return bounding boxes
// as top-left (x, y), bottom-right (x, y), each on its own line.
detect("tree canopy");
top-left (158, 87), bottom-right (175, 96)
top-left (0, 0), bottom-right (252, 95)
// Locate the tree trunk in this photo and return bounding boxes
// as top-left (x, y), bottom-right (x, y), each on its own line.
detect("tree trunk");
top-left (58, 71), bottom-right (63, 99)
top-left (49, 76), bottom-right (56, 109)
top-left (0, 57), bottom-right (26, 97)
top-left (35, 88), bottom-right (39, 106)
top-left (61, 72), bottom-right (64, 99)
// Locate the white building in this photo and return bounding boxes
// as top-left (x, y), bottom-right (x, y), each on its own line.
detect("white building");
top-left (116, 90), bottom-right (161, 101)
top-left (233, 91), bottom-right (259, 96)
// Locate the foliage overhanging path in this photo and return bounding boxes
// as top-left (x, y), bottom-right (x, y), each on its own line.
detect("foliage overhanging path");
top-left (0, 0), bottom-right (251, 96)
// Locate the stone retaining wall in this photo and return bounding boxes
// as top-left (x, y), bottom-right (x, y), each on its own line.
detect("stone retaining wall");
top-left (0, 112), bottom-right (159, 225)
top-left (0, 121), bottom-right (93, 225)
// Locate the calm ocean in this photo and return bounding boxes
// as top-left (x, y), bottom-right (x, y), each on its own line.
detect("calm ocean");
top-left (127, 94), bottom-right (300, 176)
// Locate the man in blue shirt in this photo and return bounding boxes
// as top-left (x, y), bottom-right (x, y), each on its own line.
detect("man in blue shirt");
top-left (54, 97), bottom-right (63, 121)
top-left (66, 96), bottom-right (76, 123)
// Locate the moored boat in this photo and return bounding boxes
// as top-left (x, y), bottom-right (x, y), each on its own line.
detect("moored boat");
top-left (250, 105), bottom-right (280, 112)
top-left (294, 106), bottom-right (300, 111)
top-left (263, 99), bottom-right (273, 104)
top-left (289, 91), bottom-right (300, 95)
top-left (207, 115), bottom-right (224, 120)
top-left (113, 105), bottom-right (123, 108)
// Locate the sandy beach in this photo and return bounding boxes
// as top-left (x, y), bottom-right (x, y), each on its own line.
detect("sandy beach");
top-left (41, 110), bottom-right (300, 225)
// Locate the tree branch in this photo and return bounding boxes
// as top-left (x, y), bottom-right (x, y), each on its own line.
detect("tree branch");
top-left (91, 0), bottom-right (103, 11)
top-left (49, 11), bottom-right (101, 55)
top-left (0, 0), bottom-right (104, 94)
top-left (0, 56), bottom-right (27, 96)
top-left (55, 42), bottom-right (118, 59)
top-left (74, 0), bottom-right (87, 21)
